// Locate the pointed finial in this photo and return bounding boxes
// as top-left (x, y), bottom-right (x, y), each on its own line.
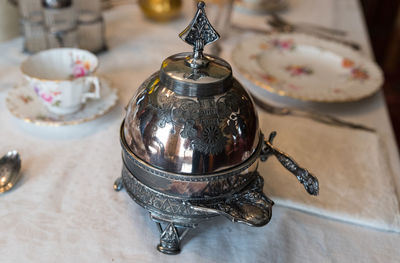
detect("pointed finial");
top-left (179, 1), bottom-right (220, 68)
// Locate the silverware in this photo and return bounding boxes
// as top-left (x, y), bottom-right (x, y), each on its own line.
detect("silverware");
top-left (267, 17), bottom-right (361, 51)
top-left (270, 14), bottom-right (347, 36)
top-left (0, 150), bottom-right (22, 194)
top-left (211, 24), bottom-right (273, 56)
top-left (231, 24), bottom-right (273, 35)
top-left (251, 95), bottom-right (376, 133)
top-left (102, 0), bottom-right (137, 9)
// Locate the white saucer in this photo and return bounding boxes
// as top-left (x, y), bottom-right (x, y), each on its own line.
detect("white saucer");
top-left (6, 78), bottom-right (118, 126)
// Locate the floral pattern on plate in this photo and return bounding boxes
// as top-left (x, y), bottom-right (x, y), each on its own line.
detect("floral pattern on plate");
top-left (258, 38), bottom-right (296, 51)
top-left (285, 65), bottom-right (313, 76)
top-left (342, 58), bottom-right (369, 81)
top-left (232, 33), bottom-right (383, 102)
top-left (6, 78), bottom-right (118, 126)
top-left (271, 38), bottom-right (296, 51)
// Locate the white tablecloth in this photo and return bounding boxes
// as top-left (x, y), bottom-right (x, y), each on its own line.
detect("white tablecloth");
top-left (1, 0), bottom-right (399, 262)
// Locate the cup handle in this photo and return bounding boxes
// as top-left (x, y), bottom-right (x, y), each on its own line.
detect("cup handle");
top-left (81, 76), bottom-right (101, 103)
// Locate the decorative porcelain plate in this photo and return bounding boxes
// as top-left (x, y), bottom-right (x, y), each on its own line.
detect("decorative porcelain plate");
top-left (6, 78), bottom-right (118, 126)
top-left (232, 33), bottom-right (384, 102)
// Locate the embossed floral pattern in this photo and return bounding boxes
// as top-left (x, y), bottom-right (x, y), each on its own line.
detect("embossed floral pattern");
top-left (180, 5), bottom-right (218, 50)
top-left (285, 65), bottom-right (313, 76)
top-left (202, 125), bottom-right (221, 144)
top-left (192, 124), bottom-right (227, 155)
top-left (156, 103), bottom-right (173, 128)
top-left (180, 120), bottom-right (197, 138)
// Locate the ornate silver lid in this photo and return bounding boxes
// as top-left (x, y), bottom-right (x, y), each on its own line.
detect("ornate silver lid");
top-left (159, 1), bottom-right (233, 97)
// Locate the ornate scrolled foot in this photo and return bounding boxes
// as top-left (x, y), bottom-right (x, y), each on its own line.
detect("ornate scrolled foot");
top-left (156, 222), bottom-right (190, 255)
top-left (113, 177), bottom-right (124, 192)
top-left (190, 174), bottom-right (274, 227)
top-left (260, 132), bottom-right (319, 196)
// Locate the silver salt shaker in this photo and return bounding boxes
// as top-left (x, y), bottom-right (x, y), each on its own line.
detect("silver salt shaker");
top-left (17, 0), bottom-right (47, 53)
top-left (75, 0), bottom-right (106, 53)
top-left (42, 0), bottom-right (78, 48)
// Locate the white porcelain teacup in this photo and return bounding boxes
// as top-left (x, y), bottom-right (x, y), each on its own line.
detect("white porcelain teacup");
top-left (21, 48), bottom-right (101, 115)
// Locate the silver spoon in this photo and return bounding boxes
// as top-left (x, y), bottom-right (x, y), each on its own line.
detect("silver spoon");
top-left (251, 94), bottom-right (376, 133)
top-left (267, 18), bottom-right (361, 51)
top-left (270, 14), bottom-right (347, 36)
top-left (0, 150), bottom-right (22, 194)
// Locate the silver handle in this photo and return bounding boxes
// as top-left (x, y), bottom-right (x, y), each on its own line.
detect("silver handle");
top-left (251, 94), bottom-right (376, 133)
top-left (260, 132), bottom-right (319, 196)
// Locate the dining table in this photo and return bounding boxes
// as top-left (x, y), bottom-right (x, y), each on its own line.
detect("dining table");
top-left (1, 0), bottom-right (400, 262)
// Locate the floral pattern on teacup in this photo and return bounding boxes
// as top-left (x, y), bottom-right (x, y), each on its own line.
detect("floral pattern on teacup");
top-left (69, 52), bottom-right (92, 79)
top-left (34, 86), bottom-right (62, 107)
top-left (71, 59), bottom-right (91, 78)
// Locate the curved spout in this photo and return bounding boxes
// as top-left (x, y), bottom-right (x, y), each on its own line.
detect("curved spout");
top-left (260, 132), bottom-right (319, 196)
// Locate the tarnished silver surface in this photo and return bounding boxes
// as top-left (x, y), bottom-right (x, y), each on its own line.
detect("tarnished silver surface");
top-left (160, 53), bottom-right (232, 96)
top-left (190, 175), bottom-right (274, 227)
top-left (260, 132), bottom-right (319, 195)
top-left (0, 151), bottom-right (22, 194)
top-left (117, 1), bottom-right (319, 255)
top-left (179, 1), bottom-right (219, 69)
top-left (121, 121), bottom-right (262, 199)
top-left (123, 73), bottom-right (259, 175)
top-left (156, 222), bottom-right (189, 255)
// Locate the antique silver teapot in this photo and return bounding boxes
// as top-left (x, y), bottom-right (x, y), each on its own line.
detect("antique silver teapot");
top-left (114, 1), bottom-right (318, 255)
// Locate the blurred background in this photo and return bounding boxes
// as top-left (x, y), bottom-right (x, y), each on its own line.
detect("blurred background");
top-left (361, 0), bottom-right (400, 147)
top-left (0, 0), bottom-right (399, 146)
